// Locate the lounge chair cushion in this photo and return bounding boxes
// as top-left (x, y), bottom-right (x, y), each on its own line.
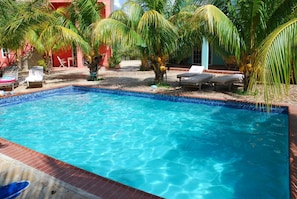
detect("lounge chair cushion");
top-left (177, 65), bottom-right (205, 81)
top-left (188, 65), bottom-right (204, 73)
top-left (0, 78), bottom-right (16, 83)
top-left (180, 73), bottom-right (214, 90)
top-left (0, 181), bottom-right (30, 199)
top-left (211, 74), bottom-right (243, 84)
top-left (210, 74), bottom-right (243, 91)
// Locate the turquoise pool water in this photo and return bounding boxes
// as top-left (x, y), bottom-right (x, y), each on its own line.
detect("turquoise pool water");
top-left (0, 87), bottom-right (289, 199)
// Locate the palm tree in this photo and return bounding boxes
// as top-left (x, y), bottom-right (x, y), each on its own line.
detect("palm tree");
top-left (66, 0), bottom-right (105, 80)
top-left (189, 0), bottom-right (297, 103)
top-left (0, 0), bottom-right (104, 80)
top-left (94, 0), bottom-right (183, 83)
top-left (0, 0), bottom-right (46, 68)
top-left (168, 0), bottom-right (222, 64)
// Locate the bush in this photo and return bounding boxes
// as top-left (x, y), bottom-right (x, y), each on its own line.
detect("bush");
top-left (108, 55), bottom-right (121, 68)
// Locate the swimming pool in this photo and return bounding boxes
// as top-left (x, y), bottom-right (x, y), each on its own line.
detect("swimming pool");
top-left (0, 86), bottom-right (289, 199)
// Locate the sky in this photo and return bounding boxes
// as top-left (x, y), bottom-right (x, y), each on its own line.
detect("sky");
top-left (114, 0), bottom-right (125, 10)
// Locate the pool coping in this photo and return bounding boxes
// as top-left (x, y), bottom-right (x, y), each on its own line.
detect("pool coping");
top-left (0, 84), bottom-right (296, 198)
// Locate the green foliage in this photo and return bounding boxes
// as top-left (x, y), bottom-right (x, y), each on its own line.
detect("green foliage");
top-left (156, 82), bottom-right (170, 88)
top-left (189, 1), bottom-right (297, 105)
top-left (108, 55), bottom-right (121, 68)
top-left (0, 0), bottom-right (102, 75)
top-left (37, 59), bottom-right (47, 71)
top-left (94, 0), bottom-right (183, 82)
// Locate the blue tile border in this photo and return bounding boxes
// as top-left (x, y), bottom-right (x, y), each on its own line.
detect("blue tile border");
top-left (0, 86), bottom-right (72, 107)
top-left (0, 85), bottom-right (288, 114)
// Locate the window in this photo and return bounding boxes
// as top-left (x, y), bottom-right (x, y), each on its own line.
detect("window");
top-left (192, 46), bottom-right (201, 64)
top-left (192, 46), bottom-right (212, 65)
top-left (2, 48), bottom-right (9, 58)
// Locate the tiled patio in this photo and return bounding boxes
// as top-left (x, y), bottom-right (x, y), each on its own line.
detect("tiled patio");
top-left (0, 138), bottom-right (163, 199)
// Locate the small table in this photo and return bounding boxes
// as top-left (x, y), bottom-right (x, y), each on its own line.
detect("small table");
top-left (67, 57), bottom-right (75, 67)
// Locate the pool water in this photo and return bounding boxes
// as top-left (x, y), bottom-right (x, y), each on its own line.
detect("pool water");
top-left (0, 87), bottom-right (289, 199)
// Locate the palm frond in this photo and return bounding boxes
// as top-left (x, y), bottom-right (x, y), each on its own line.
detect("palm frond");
top-left (251, 18), bottom-right (297, 103)
top-left (109, 10), bottom-right (129, 24)
top-left (266, 0), bottom-right (297, 30)
top-left (93, 18), bottom-right (143, 47)
top-left (138, 10), bottom-right (178, 55)
top-left (192, 4), bottom-right (241, 59)
top-left (122, 1), bottom-right (144, 30)
top-left (1, 2), bottom-right (55, 50)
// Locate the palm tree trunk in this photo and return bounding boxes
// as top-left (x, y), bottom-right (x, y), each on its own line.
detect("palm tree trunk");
top-left (151, 57), bottom-right (165, 83)
top-left (154, 70), bottom-right (165, 83)
top-left (243, 72), bottom-right (250, 92)
top-left (87, 55), bottom-right (103, 81)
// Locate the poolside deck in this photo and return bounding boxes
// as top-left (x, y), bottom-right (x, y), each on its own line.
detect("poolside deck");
top-left (1, 60), bottom-right (297, 198)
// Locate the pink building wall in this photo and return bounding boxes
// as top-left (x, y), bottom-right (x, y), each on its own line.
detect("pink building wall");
top-left (0, 44), bottom-right (33, 69)
top-left (0, 50), bottom-right (16, 69)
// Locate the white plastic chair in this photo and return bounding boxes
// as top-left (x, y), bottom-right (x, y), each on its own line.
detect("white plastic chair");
top-left (57, 56), bottom-right (67, 67)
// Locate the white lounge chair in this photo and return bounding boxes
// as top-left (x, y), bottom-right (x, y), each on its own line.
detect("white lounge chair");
top-left (210, 74), bottom-right (243, 91)
top-left (25, 66), bottom-right (44, 88)
top-left (57, 56), bottom-right (67, 67)
top-left (0, 66), bottom-right (18, 90)
top-left (180, 73), bottom-right (214, 90)
top-left (177, 65), bottom-right (205, 84)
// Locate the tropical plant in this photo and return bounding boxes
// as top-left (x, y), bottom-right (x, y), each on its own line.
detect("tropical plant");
top-left (168, 0), bottom-right (220, 64)
top-left (0, 0), bottom-right (42, 68)
top-left (189, 0), bottom-right (297, 103)
top-left (0, 0), bottom-right (105, 80)
top-left (108, 45), bottom-right (121, 68)
top-left (94, 0), bottom-right (188, 83)
top-left (66, 0), bottom-right (105, 80)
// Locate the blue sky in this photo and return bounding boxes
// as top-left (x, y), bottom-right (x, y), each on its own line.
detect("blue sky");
top-left (114, 0), bottom-right (125, 10)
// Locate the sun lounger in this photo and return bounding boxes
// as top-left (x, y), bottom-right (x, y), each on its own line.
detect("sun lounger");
top-left (25, 66), bottom-right (44, 88)
top-left (177, 65), bottom-right (205, 84)
top-left (0, 181), bottom-right (30, 199)
top-left (210, 74), bottom-right (243, 91)
top-left (0, 66), bottom-right (18, 90)
top-left (180, 73), bottom-right (214, 90)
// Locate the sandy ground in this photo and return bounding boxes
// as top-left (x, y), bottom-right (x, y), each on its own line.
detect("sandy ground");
top-left (1, 60), bottom-right (297, 198)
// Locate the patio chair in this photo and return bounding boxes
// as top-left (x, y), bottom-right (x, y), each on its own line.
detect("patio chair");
top-left (210, 74), bottom-right (244, 91)
top-left (177, 65), bottom-right (205, 84)
top-left (180, 73), bottom-right (214, 90)
top-left (0, 181), bottom-right (30, 199)
top-left (57, 56), bottom-right (67, 67)
top-left (0, 66), bottom-right (18, 90)
top-left (25, 66), bottom-right (44, 88)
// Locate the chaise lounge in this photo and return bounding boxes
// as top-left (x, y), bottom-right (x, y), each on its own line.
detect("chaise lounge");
top-left (0, 66), bottom-right (19, 90)
top-left (210, 74), bottom-right (244, 91)
top-left (25, 66), bottom-right (44, 88)
top-left (176, 65), bottom-right (205, 84)
top-left (180, 73), bottom-right (214, 90)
